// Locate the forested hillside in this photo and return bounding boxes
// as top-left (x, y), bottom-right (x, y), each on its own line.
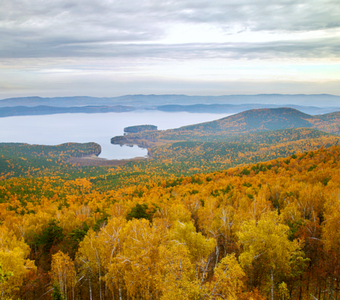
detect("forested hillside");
top-left (0, 142), bottom-right (101, 178)
top-left (1, 108), bottom-right (340, 299)
top-left (111, 108), bottom-right (340, 149)
top-left (1, 142), bottom-right (340, 299)
top-left (2, 128), bottom-right (339, 187)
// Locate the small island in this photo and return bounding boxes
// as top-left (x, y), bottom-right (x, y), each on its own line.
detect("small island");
top-left (124, 124), bottom-right (158, 134)
top-left (111, 124), bottom-right (160, 148)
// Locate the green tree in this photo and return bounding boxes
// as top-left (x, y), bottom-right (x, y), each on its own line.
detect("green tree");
top-left (52, 281), bottom-right (65, 300)
top-left (34, 219), bottom-right (64, 253)
top-left (126, 203), bottom-right (154, 221)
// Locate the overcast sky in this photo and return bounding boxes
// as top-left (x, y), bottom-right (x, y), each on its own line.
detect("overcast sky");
top-left (1, 0), bottom-right (340, 99)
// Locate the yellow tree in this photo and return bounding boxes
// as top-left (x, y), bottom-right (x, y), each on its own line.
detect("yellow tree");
top-left (321, 196), bottom-right (340, 297)
top-left (76, 229), bottom-right (105, 300)
top-left (159, 243), bottom-right (201, 300)
top-left (207, 253), bottom-right (245, 300)
top-left (50, 251), bottom-right (76, 300)
top-left (99, 216), bottom-right (126, 299)
top-left (197, 197), bottom-right (223, 266)
top-left (0, 225), bottom-right (36, 298)
top-left (237, 211), bottom-right (302, 300)
top-left (170, 221), bottom-right (216, 293)
top-left (323, 196), bottom-right (340, 253)
top-left (105, 218), bottom-right (167, 299)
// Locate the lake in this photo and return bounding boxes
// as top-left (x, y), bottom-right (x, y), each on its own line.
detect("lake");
top-left (0, 110), bottom-right (230, 159)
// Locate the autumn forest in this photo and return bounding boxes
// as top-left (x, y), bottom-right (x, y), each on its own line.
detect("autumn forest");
top-left (1, 107), bottom-right (340, 300)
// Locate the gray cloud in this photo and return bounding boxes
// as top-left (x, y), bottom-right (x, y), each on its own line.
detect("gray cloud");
top-left (1, 0), bottom-right (340, 60)
top-left (1, 75), bottom-right (340, 100)
top-left (2, 36), bottom-right (340, 60)
top-left (1, 0), bottom-right (340, 97)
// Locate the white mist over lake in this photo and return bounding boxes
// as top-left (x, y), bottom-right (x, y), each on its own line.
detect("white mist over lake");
top-left (0, 111), bottom-right (230, 159)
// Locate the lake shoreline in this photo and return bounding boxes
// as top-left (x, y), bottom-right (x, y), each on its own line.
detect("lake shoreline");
top-left (0, 110), bottom-right (229, 159)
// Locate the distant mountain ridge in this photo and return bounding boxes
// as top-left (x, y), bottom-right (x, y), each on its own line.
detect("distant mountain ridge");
top-left (0, 105), bottom-right (135, 117)
top-left (1, 94), bottom-right (340, 108)
top-left (1, 94), bottom-right (340, 118)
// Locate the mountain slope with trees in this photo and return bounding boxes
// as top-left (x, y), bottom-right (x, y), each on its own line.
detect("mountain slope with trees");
top-left (1, 141), bottom-right (340, 299)
top-left (111, 107), bottom-right (340, 149)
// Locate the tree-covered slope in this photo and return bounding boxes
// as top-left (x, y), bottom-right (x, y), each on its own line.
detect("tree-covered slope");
top-left (1, 140), bottom-right (340, 299)
top-left (0, 142), bottom-right (101, 178)
top-left (180, 107), bottom-right (316, 132)
top-left (111, 107), bottom-right (340, 149)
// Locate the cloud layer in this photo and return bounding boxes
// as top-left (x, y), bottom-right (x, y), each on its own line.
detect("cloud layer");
top-left (1, 0), bottom-right (340, 97)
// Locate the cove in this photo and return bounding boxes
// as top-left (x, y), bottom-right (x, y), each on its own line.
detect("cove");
top-left (0, 110), bottom-right (230, 159)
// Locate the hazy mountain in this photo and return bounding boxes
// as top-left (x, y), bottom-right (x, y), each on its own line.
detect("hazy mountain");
top-left (0, 105), bottom-right (135, 117)
top-left (1, 94), bottom-right (340, 108)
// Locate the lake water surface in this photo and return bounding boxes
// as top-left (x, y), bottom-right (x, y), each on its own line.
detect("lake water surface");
top-left (0, 111), bottom-right (230, 159)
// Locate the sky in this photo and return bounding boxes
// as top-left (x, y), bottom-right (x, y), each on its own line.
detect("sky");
top-left (1, 0), bottom-right (340, 99)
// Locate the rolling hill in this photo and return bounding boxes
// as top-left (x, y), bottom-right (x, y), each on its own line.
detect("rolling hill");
top-left (180, 107), bottom-right (316, 133)
top-left (111, 107), bottom-right (340, 148)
